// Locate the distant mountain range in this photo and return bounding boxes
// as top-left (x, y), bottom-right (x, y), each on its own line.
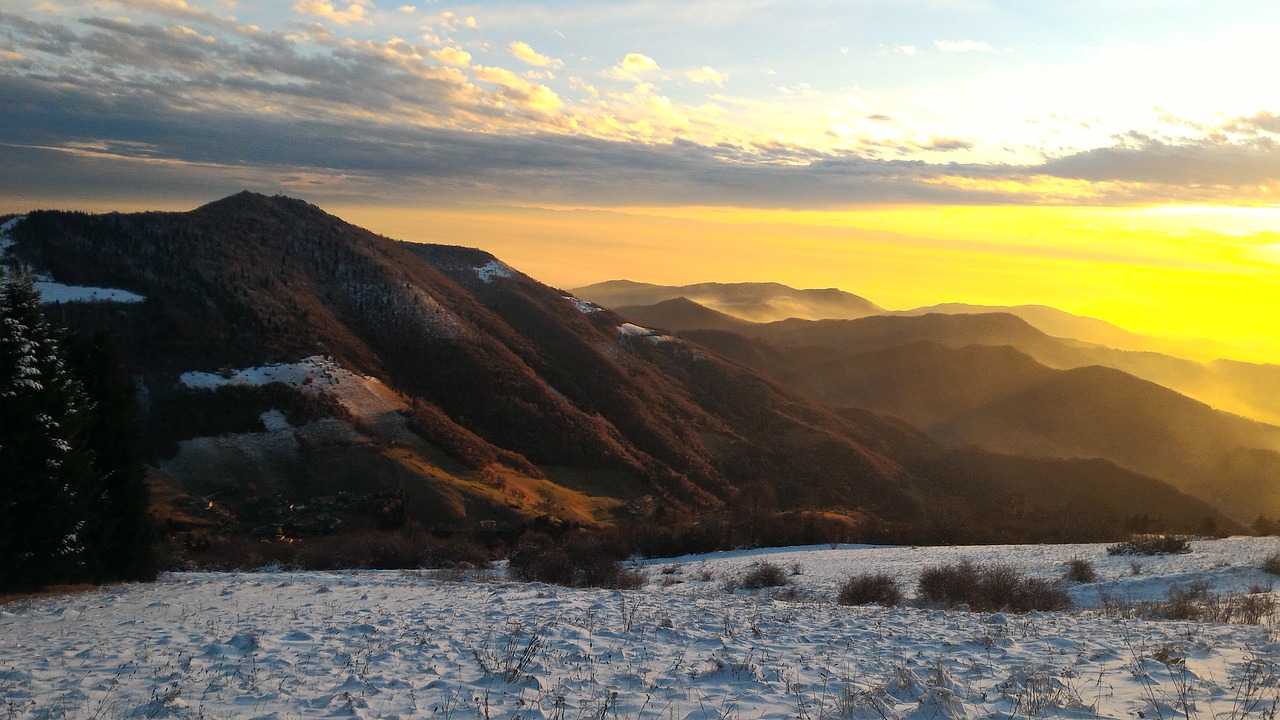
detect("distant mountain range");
top-left (576, 280), bottom-right (884, 322)
top-left (0, 193), bottom-right (1245, 550)
top-left (576, 286), bottom-right (1280, 525)
top-left (893, 302), bottom-right (1243, 362)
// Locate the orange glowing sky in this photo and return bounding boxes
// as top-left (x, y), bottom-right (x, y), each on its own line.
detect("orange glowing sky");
top-left (2, 1), bottom-right (1278, 362)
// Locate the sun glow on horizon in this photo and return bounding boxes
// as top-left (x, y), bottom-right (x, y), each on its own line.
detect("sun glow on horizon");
top-left (334, 201), bottom-right (1280, 366)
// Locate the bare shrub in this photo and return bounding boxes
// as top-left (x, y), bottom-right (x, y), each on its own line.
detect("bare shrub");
top-left (1063, 557), bottom-right (1097, 583)
top-left (1262, 551), bottom-right (1280, 576)
top-left (837, 573), bottom-right (904, 607)
top-left (471, 622), bottom-right (547, 683)
top-left (1107, 535), bottom-right (1191, 556)
top-left (419, 536), bottom-right (495, 569)
top-left (1099, 582), bottom-right (1277, 625)
top-left (1160, 580), bottom-right (1212, 620)
top-left (917, 560), bottom-right (1071, 613)
top-left (726, 561), bottom-right (790, 592)
top-left (917, 561), bottom-right (980, 607)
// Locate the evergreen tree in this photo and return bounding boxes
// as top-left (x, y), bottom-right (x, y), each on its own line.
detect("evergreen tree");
top-left (1, 273), bottom-right (97, 590)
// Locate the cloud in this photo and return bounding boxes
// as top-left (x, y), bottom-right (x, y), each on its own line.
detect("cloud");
top-left (428, 46), bottom-right (471, 67)
top-left (8, 64), bottom-right (1280, 212)
top-left (113, 0), bottom-right (242, 32)
top-left (895, 45), bottom-right (917, 56)
top-left (1225, 111), bottom-right (1280, 135)
top-left (916, 136), bottom-right (974, 152)
top-left (439, 11), bottom-right (478, 31)
top-left (934, 40), bottom-right (994, 53)
top-left (609, 53), bottom-right (659, 81)
top-left (1038, 132), bottom-right (1280, 187)
top-left (292, 1), bottom-right (373, 26)
top-left (508, 41), bottom-right (561, 68)
top-left (472, 65), bottom-right (564, 113)
top-left (4, 6), bottom-right (1278, 213)
top-left (686, 66), bottom-right (725, 87)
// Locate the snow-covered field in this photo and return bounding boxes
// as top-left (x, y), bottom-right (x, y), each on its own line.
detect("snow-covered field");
top-left (3, 538), bottom-right (1278, 719)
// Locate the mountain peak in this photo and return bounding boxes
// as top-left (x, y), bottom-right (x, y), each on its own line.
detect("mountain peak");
top-left (193, 191), bottom-right (328, 220)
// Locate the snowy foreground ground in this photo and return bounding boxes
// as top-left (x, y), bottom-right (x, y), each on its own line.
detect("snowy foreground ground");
top-left (3, 538), bottom-right (1279, 720)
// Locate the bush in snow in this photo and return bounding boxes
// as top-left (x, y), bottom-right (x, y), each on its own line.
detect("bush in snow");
top-left (1263, 551), bottom-right (1280, 576)
top-left (837, 573), bottom-right (904, 607)
top-left (917, 560), bottom-right (1071, 613)
top-left (1100, 582), bottom-right (1276, 625)
top-left (725, 561), bottom-right (791, 592)
top-left (1063, 557), bottom-right (1098, 583)
top-left (1106, 534), bottom-right (1191, 556)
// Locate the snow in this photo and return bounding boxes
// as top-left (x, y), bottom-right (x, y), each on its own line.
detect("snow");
top-left (565, 296), bottom-right (602, 314)
top-left (618, 323), bottom-right (677, 344)
top-left (259, 408), bottom-right (291, 432)
top-left (2, 538), bottom-right (1277, 719)
top-left (31, 281), bottom-right (145, 304)
top-left (179, 355), bottom-right (406, 421)
top-left (474, 260), bottom-right (515, 283)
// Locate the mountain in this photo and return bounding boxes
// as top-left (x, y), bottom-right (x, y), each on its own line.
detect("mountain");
top-left (895, 302), bottom-right (1240, 362)
top-left (679, 327), bottom-right (1280, 524)
top-left (930, 365), bottom-right (1280, 525)
top-left (3, 193), bottom-right (1237, 549)
top-left (785, 342), bottom-right (1057, 428)
top-left (574, 280), bottom-right (884, 322)
top-left (615, 297), bottom-right (758, 335)
top-left (610, 293), bottom-right (1280, 426)
top-left (891, 306), bottom-right (1280, 425)
top-left (752, 313), bottom-right (1090, 369)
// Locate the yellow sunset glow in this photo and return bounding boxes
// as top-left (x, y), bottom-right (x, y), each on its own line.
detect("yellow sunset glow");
top-left (336, 202), bottom-right (1280, 365)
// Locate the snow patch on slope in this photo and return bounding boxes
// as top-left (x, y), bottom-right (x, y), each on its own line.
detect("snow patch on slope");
top-left (474, 260), bottom-right (514, 283)
top-left (618, 322), bottom-right (676, 344)
top-left (180, 355), bottom-right (407, 420)
top-left (32, 282), bottom-right (145, 304)
top-left (565, 296), bottom-right (602, 314)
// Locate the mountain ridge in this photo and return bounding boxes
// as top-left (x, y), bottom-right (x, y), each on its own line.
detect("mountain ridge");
top-left (3, 193), bottom-right (1240, 548)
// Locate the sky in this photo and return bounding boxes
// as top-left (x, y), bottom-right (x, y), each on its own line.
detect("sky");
top-left (2, 0), bottom-right (1278, 362)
